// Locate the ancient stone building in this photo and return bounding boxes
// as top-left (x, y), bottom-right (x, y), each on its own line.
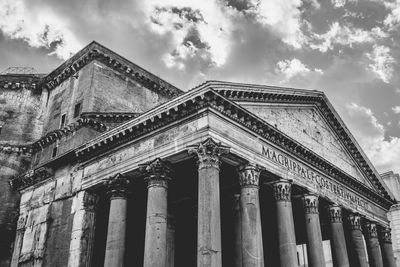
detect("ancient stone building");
top-left (1, 41), bottom-right (398, 267)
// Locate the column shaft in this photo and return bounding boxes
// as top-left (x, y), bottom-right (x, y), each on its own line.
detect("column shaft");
top-left (379, 228), bottom-right (397, 267)
top-left (348, 214), bottom-right (368, 267)
top-left (142, 158), bottom-right (172, 267)
top-left (189, 138), bottom-right (229, 267)
top-left (104, 197), bottom-right (127, 267)
top-left (233, 194), bottom-right (242, 267)
top-left (103, 174), bottom-right (129, 267)
top-left (198, 165), bottom-right (222, 266)
top-left (328, 205), bottom-right (349, 267)
top-left (273, 181), bottom-right (297, 267)
top-left (144, 186), bottom-right (168, 266)
top-left (303, 195), bottom-right (325, 267)
top-left (365, 222), bottom-right (383, 267)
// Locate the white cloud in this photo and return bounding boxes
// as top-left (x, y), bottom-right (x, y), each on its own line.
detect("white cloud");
top-left (384, 0), bottom-right (400, 28)
top-left (276, 58), bottom-right (323, 82)
top-left (392, 106), bottom-right (400, 114)
top-left (366, 45), bottom-right (395, 83)
top-left (144, 0), bottom-right (233, 68)
top-left (309, 22), bottom-right (387, 52)
top-left (247, 0), bottom-right (306, 48)
top-left (346, 103), bottom-right (400, 173)
top-left (0, 0), bottom-right (81, 60)
top-left (331, 0), bottom-right (346, 8)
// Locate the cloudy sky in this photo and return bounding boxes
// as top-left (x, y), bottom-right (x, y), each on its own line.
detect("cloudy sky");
top-left (1, 0), bottom-right (400, 174)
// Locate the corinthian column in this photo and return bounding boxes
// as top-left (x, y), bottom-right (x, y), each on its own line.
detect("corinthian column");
top-left (302, 194), bottom-right (325, 267)
top-left (237, 163), bottom-right (264, 267)
top-left (364, 221), bottom-right (383, 267)
top-left (141, 158), bottom-right (172, 267)
top-left (347, 214), bottom-right (368, 267)
top-left (272, 180), bottom-right (297, 267)
top-left (378, 227), bottom-right (396, 267)
top-left (103, 174), bottom-right (129, 267)
top-left (189, 138), bottom-right (229, 267)
top-left (327, 205), bottom-right (349, 267)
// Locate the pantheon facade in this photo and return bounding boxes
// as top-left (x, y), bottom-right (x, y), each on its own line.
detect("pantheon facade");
top-left (0, 41), bottom-right (398, 267)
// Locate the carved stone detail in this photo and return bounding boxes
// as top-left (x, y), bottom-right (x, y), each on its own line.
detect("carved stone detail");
top-left (348, 214), bottom-right (362, 230)
top-left (188, 138), bottom-right (230, 170)
top-left (302, 194), bottom-right (319, 214)
top-left (379, 227), bottom-right (392, 244)
top-left (139, 158), bottom-right (172, 188)
top-left (328, 205), bottom-right (342, 223)
top-left (272, 180), bottom-right (292, 202)
top-left (82, 192), bottom-right (99, 212)
top-left (237, 163), bottom-right (261, 187)
top-left (104, 173), bottom-right (130, 198)
top-left (364, 221), bottom-right (378, 239)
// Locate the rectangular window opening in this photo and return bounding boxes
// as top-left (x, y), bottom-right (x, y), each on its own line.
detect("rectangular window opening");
top-left (52, 142), bottom-right (59, 158)
top-left (60, 114), bottom-right (66, 129)
top-left (74, 102), bottom-right (82, 118)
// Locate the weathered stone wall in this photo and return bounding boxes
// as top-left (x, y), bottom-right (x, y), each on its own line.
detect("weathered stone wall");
top-left (0, 79), bottom-right (46, 267)
top-left (37, 61), bottom-right (173, 165)
top-left (12, 163), bottom-right (83, 267)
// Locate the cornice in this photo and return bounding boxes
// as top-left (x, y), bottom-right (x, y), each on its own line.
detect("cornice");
top-left (0, 74), bottom-right (44, 91)
top-left (208, 82), bottom-right (390, 202)
top-left (10, 166), bottom-right (53, 190)
top-left (41, 42), bottom-right (183, 97)
top-left (1, 117), bottom-right (107, 156)
top-left (81, 112), bottom-right (141, 123)
top-left (73, 89), bottom-right (393, 209)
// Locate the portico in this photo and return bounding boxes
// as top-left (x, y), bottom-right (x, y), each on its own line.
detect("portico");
top-left (10, 81), bottom-right (397, 267)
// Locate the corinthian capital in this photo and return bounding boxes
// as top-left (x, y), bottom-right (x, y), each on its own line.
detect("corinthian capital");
top-left (139, 158), bottom-right (172, 188)
top-left (272, 180), bottom-right (292, 202)
top-left (364, 221), bottom-right (378, 239)
top-left (328, 205), bottom-right (342, 223)
top-left (238, 163), bottom-right (262, 187)
top-left (104, 173), bottom-right (130, 199)
top-left (347, 213), bottom-right (362, 230)
top-left (188, 138), bottom-right (230, 170)
top-left (379, 227), bottom-right (392, 244)
top-left (302, 194), bottom-right (319, 214)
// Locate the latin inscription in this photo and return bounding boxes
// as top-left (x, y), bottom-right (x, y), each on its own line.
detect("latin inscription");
top-left (262, 145), bottom-right (368, 209)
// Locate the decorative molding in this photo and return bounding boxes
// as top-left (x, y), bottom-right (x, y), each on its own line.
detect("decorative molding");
top-left (237, 163), bottom-right (261, 187)
top-left (272, 180), bottom-right (292, 202)
top-left (9, 167), bottom-right (53, 190)
top-left (364, 221), bottom-right (378, 239)
top-left (188, 137), bottom-right (230, 170)
top-left (139, 158), bottom-right (172, 189)
top-left (302, 194), bottom-right (319, 214)
top-left (104, 173), bottom-right (130, 199)
top-left (211, 81), bottom-right (389, 202)
top-left (81, 112), bottom-right (141, 123)
top-left (0, 74), bottom-right (43, 91)
top-left (379, 227), bottom-right (392, 244)
top-left (42, 42), bottom-right (182, 97)
top-left (1, 117), bottom-right (107, 157)
top-left (328, 205), bottom-right (342, 223)
top-left (348, 214), bottom-right (362, 230)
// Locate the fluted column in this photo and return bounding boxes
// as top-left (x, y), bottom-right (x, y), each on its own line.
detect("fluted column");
top-left (237, 164), bottom-right (264, 267)
top-left (103, 174), bottom-right (129, 267)
top-left (272, 180), bottom-right (297, 267)
top-left (189, 138), bottom-right (229, 267)
top-left (378, 227), bottom-right (396, 267)
top-left (347, 214), bottom-right (368, 267)
top-left (142, 158), bottom-right (172, 267)
top-left (327, 205), bottom-right (349, 267)
top-left (364, 222), bottom-right (383, 267)
top-left (302, 194), bottom-right (325, 267)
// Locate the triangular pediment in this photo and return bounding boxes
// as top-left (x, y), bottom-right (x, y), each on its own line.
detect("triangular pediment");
top-left (198, 80), bottom-right (393, 197)
top-left (242, 103), bottom-right (373, 187)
